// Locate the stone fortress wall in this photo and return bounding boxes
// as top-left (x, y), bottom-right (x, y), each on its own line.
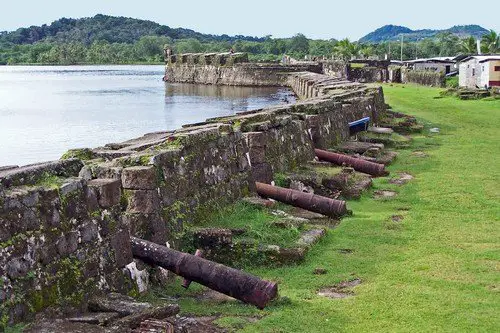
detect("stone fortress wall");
top-left (0, 52), bottom-right (386, 325)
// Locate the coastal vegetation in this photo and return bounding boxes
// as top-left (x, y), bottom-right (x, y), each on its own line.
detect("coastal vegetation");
top-left (0, 15), bottom-right (497, 65)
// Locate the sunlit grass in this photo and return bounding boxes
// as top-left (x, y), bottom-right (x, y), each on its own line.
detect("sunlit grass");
top-left (153, 85), bottom-right (500, 332)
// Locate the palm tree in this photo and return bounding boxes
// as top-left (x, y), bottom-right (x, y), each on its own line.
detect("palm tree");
top-left (460, 36), bottom-right (477, 54)
top-left (333, 38), bottom-right (359, 62)
top-left (481, 30), bottom-right (499, 53)
top-left (358, 44), bottom-right (374, 59)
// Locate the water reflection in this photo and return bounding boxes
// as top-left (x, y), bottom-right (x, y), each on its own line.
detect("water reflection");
top-left (163, 83), bottom-right (296, 128)
top-left (0, 66), bottom-right (295, 166)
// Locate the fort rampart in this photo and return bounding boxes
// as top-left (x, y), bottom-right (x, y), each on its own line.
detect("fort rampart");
top-left (0, 52), bottom-right (386, 325)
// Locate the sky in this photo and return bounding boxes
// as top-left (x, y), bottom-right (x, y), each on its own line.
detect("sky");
top-left (1, 0), bottom-right (498, 40)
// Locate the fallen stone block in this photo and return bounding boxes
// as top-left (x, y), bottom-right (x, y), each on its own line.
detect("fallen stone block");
top-left (88, 293), bottom-right (152, 317)
top-left (68, 312), bottom-right (120, 326)
top-left (297, 229), bottom-right (326, 248)
top-left (112, 304), bottom-right (180, 329)
top-left (138, 319), bottom-right (174, 333)
top-left (368, 126), bottom-right (394, 134)
top-left (193, 228), bottom-right (233, 248)
top-left (242, 196), bottom-right (276, 208)
top-left (336, 141), bottom-right (385, 154)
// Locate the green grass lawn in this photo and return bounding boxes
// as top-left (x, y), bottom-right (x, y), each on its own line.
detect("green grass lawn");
top-left (165, 84), bottom-right (499, 332)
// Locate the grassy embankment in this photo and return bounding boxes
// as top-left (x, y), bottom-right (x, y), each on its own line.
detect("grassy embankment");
top-left (142, 84), bottom-right (500, 332)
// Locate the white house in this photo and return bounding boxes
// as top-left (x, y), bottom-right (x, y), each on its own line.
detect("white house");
top-left (459, 55), bottom-right (500, 89)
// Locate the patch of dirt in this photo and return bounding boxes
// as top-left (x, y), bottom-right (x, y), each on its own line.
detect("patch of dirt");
top-left (390, 172), bottom-right (414, 185)
top-left (397, 207), bottom-right (410, 212)
top-left (24, 321), bottom-right (108, 333)
top-left (288, 207), bottom-right (327, 220)
top-left (391, 215), bottom-right (404, 222)
top-left (337, 248), bottom-right (354, 254)
top-left (318, 278), bottom-right (362, 299)
top-left (411, 151), bottom-right (428, 158)
top-left (313, 268), bottom-right (328, 275)
top-left (173, 316), bottom-right (226, 333)
top-left (197, 290), bottom-right (237, 303)
top-left (373, 190), bottom-right (397, 199)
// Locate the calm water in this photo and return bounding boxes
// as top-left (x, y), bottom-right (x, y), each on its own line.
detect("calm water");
top-left (0, 65), bottom-right (294, 167)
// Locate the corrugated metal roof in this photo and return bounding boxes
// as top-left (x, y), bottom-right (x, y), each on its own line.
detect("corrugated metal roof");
top-left (404, 56), bottom-right (456, 64)
top-left (460, 55), bottom-right (500, 63)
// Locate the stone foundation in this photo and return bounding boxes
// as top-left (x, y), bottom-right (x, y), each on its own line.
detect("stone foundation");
top-left (1, 55), bottom-right (386, 326)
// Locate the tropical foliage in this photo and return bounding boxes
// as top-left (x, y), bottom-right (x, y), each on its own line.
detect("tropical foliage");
top-left (0, 15), bottom-right (497, 65)
top-left (481, 30), bottom-right (499, 53)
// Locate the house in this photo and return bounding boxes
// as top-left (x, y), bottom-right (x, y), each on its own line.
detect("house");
top-left (459, 55), bottom-right (500, 88)
top-left (404, 57), bottom-right (459, 75)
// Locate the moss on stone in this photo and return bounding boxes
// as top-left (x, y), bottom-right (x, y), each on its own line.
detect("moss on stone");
top-left (115, 154), bottom-right (154, 168)
top-left (32, 172), bottom-right (64, 189)
top-left (61, 148), bottom-right (94, 161)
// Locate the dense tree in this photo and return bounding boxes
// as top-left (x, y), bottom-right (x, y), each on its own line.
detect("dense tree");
top-left (460, 36), bottom-right (477, 54)
top-left (481, 30), bottom-right (499, 53)
top-left (174, 38), bottom-right (203, 54)
top-left (289, 34), bottom-right (310, 57)
top-left (435, 32), bottom-right (461, 56)
top-left (334, 39), bottom-right (358, 62)
top-left (1, 14), bottom-right (497, 65)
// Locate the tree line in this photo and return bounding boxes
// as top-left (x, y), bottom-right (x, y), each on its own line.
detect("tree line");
top-left (1, 31), bottom-right (498, 65)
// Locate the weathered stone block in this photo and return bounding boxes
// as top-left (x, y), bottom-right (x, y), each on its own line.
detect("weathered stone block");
top-left (0, 217), bottom-right (11, 242)
top-left (121, 166), bottom-right (157, 190)
top-left (248, 146), bottom-right (266, 164)
top-left (6, 257), bottom-right (30, 279)
top-left (38, 243), bottom-right (58, 265)
top-left (122, 213), bottom-right (167, 244)
top-left (87, 179), bottom-right (121, 208)
top-left (56, 231), bottom-right (79, 256)
top-left (244, 132), bottom-right (267, 147)
top-left (79, 221), bottom-right (98, 243)
top-left (83, 255), bottom-right (100, 279)
top-left (193, 228), bottom-right (233, 248)
top-left (126, 190), bottom-right (159, 214)
top-left (250, 163), bottom-right (273, 184)
top-left (88, 292), bottom-right (150, 316)
top-left (111, 228), bottom-right (133, 267)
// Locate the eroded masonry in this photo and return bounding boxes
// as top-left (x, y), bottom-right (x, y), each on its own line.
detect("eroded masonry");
top-left (1, 52), bottom-right (391, 329)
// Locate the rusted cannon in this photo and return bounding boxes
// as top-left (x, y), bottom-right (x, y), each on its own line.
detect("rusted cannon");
top-left (315, 148), bottom-right (388, 177)
top-left (255, 182), bottom-right (348, 218)
top-left (130, 237), bottom-right (278, 309)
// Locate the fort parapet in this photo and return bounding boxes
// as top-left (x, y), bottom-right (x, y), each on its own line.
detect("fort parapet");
top-left (165, 52), bottom-right (323, 86)
top-left (1, 53), bottom-right (386, 326)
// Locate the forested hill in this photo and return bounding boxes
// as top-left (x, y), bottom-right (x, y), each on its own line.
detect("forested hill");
top-left (0, 14), bottom-right (265, 45)
top-left (359, 24), bottom-right (489, 43)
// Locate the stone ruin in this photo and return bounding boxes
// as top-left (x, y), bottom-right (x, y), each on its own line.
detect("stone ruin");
top-left (0, 52), bottom-right (393, 330)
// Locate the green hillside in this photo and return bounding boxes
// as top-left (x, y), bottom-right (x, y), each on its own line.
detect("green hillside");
top-left (0, 14), bottom-right (265, 46)
top-left (359, 24), bottom-right (489, 43)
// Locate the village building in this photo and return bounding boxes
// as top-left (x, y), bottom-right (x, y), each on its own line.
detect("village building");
top-left (403, 56), bottom-right (463, 75)
top-left (459, 55), bottom-right (500, 88)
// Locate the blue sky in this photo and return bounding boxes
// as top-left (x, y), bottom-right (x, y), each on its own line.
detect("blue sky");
top-left (2, 0), bottom-right (499, 40)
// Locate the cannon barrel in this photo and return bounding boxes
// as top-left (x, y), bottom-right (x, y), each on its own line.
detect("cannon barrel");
top-left (130, 237), bottom-right (278, 309)
top-left (255, 182), bottom-right (348, 218)
top-left (315, 149), bottom-right (388, 177)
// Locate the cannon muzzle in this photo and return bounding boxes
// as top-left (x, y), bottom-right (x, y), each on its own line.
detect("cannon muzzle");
top-left (255, 182), bottom-right (348, 218)
top-left (315, 149), bottom-right (388, 177)
top-left (131, 237), bottom-right (278, 309)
